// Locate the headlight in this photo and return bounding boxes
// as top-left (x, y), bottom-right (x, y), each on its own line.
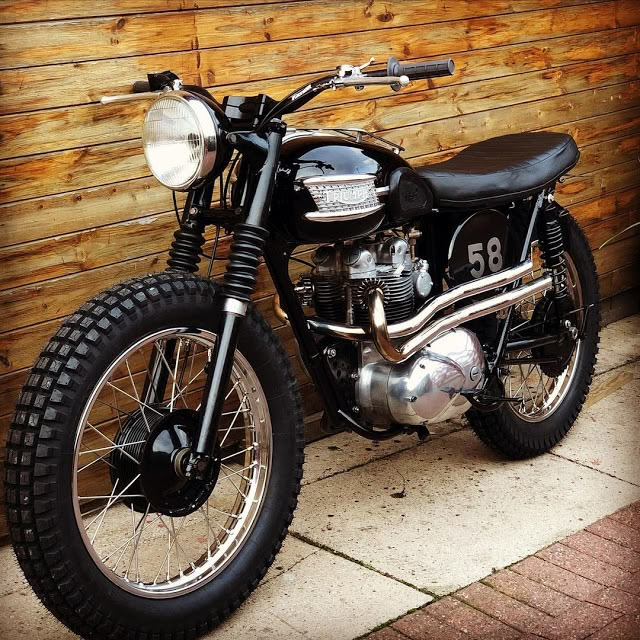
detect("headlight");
top-left (142, 91), bottom-right (219, 190)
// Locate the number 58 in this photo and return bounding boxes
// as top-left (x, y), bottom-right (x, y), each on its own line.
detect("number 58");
top-left (467, 237), bottom-right (503, 278)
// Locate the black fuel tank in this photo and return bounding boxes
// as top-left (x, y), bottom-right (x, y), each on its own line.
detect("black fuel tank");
top-left (269, 130), bottom-right (413, 244)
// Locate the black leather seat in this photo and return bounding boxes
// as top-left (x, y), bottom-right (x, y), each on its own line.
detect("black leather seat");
top-left (416, 132), bottom-right (579, 209)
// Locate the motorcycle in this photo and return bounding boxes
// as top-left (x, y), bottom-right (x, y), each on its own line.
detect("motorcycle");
top-left (5, 56), bottom-right (599, 638)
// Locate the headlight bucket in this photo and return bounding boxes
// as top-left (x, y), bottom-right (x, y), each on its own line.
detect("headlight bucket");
top-left (142, 91), bottom-right (219, 191)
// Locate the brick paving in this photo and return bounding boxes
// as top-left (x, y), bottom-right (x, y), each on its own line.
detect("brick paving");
top-left (366, 502), bottom-right (640, 640)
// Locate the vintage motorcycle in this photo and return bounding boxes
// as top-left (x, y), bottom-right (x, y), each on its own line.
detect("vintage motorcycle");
top-left (6, 56), bottom-right (599, 638)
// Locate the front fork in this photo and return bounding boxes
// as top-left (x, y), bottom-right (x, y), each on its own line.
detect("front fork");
top-left (184, 122), bottom-right (286, 476)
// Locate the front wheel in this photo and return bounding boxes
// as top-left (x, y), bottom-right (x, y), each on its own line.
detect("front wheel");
top-left (5, 272), bottom-right (304, 639)
top-left (467, 212), bottom-right (600, 458)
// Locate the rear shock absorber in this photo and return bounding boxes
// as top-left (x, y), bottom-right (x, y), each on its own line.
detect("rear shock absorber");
top-left (538, 206), bottom-right (568, 300)
top-left (167, 217), bottom-right (205, 273)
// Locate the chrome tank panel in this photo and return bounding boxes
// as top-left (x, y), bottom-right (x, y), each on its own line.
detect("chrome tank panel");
top-left (356, 328), bottom-right (485, 425)
top-left (270, 130), bottom-right (410, 243)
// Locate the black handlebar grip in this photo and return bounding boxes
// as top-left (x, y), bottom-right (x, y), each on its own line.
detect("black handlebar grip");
top-left (132, 80), bottom-right (151, 93)
top-left (387, 57), bottom-right (455, 80)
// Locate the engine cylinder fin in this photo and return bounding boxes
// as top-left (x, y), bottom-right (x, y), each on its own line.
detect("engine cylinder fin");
top-left (352, 272), bottom-right (415, 325)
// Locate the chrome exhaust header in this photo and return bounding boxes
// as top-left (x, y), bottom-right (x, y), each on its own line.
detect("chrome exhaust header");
top-left (368, 275), bottom-right (552, 362)
top-left (305, 259), bottom-right (552, 363)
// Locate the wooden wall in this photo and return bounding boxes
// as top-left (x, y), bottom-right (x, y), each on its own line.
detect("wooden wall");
top-left (0, 0), bottom-right (639, 537)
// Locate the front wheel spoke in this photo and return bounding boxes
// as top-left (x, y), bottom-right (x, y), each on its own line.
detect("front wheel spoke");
top-left (174, 366), bottom-right (206, 401)
top-left (208, 505), bottom-right (241, 520)
top-left (85, 422), bottom-right (140, 466)
top-left (220, 444), bottom-right (256, 463)
top-left (87, 478), bottom-right (119, 544)
top-left (169, 339), bottom-right (182, 411)
top-left (86, 474), bottom-right (141, 542)
top-left (154, 344), bottom-right (189, 410)
top-left (219, 394), bottom-right (249, 447)
top-left (219, 472), bottom-right (249, 499)
top-left (78, 440), bottom-right (146, 473)
top-left (220, 462), bottom-right (254, 483)
top-left (199, 506), bottom-right (231, 537)
top-left (106, 382), bottom-right (163, 418)
top-left (102, 511), bottom-right (160, 565)
top-left (125, 503), bottom-right (150, 581)
top-left (154, 514), bottom-right (192, 581)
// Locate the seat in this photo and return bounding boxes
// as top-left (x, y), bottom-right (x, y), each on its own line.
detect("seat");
top-left (416, 132), bottom-right (579, 209)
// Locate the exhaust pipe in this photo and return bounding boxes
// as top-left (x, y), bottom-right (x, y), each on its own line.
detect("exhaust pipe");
top-left (305, 259), bottom-right (552, 363)
top-left (368, 275), bottom-right (552, 362)
top-left (307, 259), bottom-right (536, 341)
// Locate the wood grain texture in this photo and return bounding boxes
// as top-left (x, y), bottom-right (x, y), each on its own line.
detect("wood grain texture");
top-left (4, 26), bottom-right (638, 160)
top-left (0, 0), bottom-right (615, 69)
top-left (1, 0), bottom-right (639, 538)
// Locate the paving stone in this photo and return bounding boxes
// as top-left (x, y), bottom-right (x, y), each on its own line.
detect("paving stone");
top-left (426, 596), bottom-right (522, 639)
top-left (0, 589), bottom-right (76, 640)
top-left (293, 430), bottom-right (640, 595)
top-left (302, 431), bottom-right (422, 486)
top-left (302, 420), bottom-right (467, 487)
top-left (483, 569), bottom-right (578, 617)
top-left (454, 582), bottom-right (561, 639)
top-left (366, 628), bottom-right (408, 640)
top-left (560, 530), bottom-right (640, 573)
top-left (587, 518), bottom-right (640, 554)
top-left (392, 609), bottom-right (469, 640)
top-left (551, 600), bottom-right (622, 640)
top-left (586, 614), bottom-right (640, 640)
top-left (614, 572), bottom-right (640, 597)
top-left (0, 545), bottom-right (26, 597)
top-left (609, 503), bottom-right (640, 532)
top-left (509, 556), bottom-right (603, 603)
top-left (217, 547), bottom-right (429, 640)
top-left (537, 543), bottom-right (632, 589)
top-left (587, 586), bottom-right (640, 614)
top-left (596, 316), bottom-right (640, 372)
top-left (261, 536), bottom-right (319, 584)
top-left (553, 362), bottom-right (640, 485)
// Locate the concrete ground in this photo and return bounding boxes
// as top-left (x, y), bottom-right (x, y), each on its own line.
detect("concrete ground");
top-left (0, 315), bottom-right (638, 639)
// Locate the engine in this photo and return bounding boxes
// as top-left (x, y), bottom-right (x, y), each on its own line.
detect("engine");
top-left (296, 235), bottom-right (486, 429)
top-left (303, 236), bottom-right (433, 326)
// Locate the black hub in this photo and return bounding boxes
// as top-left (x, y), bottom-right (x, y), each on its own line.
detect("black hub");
top-left (531, 294), bottom-right (578, 377)
top-left (110, 408), bottom-right (220, 517)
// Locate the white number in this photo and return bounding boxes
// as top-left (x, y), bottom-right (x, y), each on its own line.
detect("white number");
top-left (467, 237), bottom-right (503, 278)
top-left (487, 236), bottom-right (503, 273)
top-left (467, 242), bottom-right (485, 278)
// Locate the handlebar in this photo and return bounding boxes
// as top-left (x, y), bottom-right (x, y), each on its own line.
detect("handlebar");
top-left (133, 80), bottom-right (151, 93)
top-left (386, 57), bottom-right (455, 80)
top-left (101, 55), bottom-right (455, 122)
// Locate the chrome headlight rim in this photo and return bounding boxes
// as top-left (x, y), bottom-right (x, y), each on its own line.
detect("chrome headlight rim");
top-left (143, 90), bottom-right (219, 191)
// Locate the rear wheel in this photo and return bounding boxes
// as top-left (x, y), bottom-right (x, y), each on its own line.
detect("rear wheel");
top-left (5, 272), bottom-right (304, 639)
top-left (467, 213), bottom-right (600, 458)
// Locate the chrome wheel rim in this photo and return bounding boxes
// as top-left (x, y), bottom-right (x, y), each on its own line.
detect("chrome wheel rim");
top-left (72, 328), bottom-right (271, 597)
top-left (503, 250), bottom-right (583, 423)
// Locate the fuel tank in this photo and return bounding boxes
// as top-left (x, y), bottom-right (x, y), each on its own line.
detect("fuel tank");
top-left (269, 129), bottom-right (427, 244)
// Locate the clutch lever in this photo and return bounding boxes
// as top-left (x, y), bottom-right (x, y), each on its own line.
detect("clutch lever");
top-left (335, 75), bottom-right (410, 91)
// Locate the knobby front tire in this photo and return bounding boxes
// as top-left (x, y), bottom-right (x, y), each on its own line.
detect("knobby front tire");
top-left (5, 272), bottom-right (304, 639)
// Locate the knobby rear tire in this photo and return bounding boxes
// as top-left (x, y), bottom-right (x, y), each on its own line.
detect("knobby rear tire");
top-left (467, 213), bottom-right (600, 458)
top-left (4, 272), bottom-right (304, 639)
